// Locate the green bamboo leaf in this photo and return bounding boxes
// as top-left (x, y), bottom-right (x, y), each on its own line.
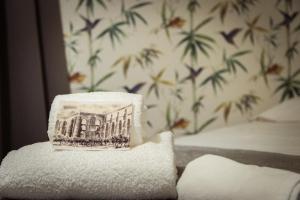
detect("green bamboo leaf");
top-left (242, 30), bottom-right (251, 43)
top-left (231, 50), bottom-right (251, 57)
top-left (220, 2), bottom-right (228, 23)
top-left (201, 76), bottom-right (212, 86)
top-left (260, 49), bottom-right (269, 86)
top-left (188, 0), bottom-right (200, 12)
top-left (181, 43), bottom-right (191, 60)
top-left (274, 75), bottom-right (300, 102)
top-left (214, 102), bottom-right (227, 112)
top-left (177, 15), bottom-right (215, 61)
top-left (190, 43), bottom-right (198, 61)
top-left (111, 56), bottom-right (126, 68)
top-left (157, 68), bottom-right (166, 79)
top-left (123, 1), bottom-right (151, 27)
top-left (200, 69), bottom-right (228, 94)
top-left (274, 81), bottom-right (285, 93)
top-left (194, 17), bottom-right (213, 31)
top-left (196, 117), bottom-right (217, 133)
top-left (86, 0), bottom-right (94, 15)
top-left (292, 80), bottom-right (300, 85)
top-left (199, 41), bottom-right (214, 50)
top-left (97, 29), bottom-right (110, 38)
top-left (134, 12), bottom-right (148, 25)
top-left (235, 102), bottom-right (244, 114)
top-left (210, 2), bottom-right (221, 13)
top-left (177, 34), bottom-right (190, 47)
top-left (161, 0), bottom-right (167, 24)
top-left (281, 88), bottom-right (292, 102)
top-left (166, 102), bottom-right (171, 127)
top-left (130, 1), bottom-right (152, 10)
top-left (154, 85), bottom-right (159, 98)
top-left (76, 0), bottom-right (106, 15)
top-left (196, 42), bottom-right (209, 57)
top-left (224, 102), bottom-right (232, 122)
top-left (76, 0), bottom-right (85, 11)
top-left (147, 84), bottom-right (155, 97)
top-left (195, 34), bottom-right (216, 43)
top-left (159, 80), bottom-right (174, 86)
top-left (96, 0), bottom-right (107, 9)
top-left (123, 56), bottom-right (131, 77)
top-left (97, 21), bottom-right (127, 47)
top-left (223, 49), bottom-right (249, 75)
top-left (233, 60), bottom-right (248, 72)
top-left (94, 72), bottom-right (115, 87)
top-left (129, 12), bottom-right (136, 26)
top-left (243, 15), bottom-right (264, 45)
top-left (115, 26), bottom-right (126, 37)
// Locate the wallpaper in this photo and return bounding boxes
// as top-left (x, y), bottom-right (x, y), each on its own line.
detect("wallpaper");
top-left (59, 0), bottom-right (300, 135)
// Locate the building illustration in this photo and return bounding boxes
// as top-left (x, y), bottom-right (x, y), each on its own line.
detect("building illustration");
top-left (53, 103), bottom-right (133, 149)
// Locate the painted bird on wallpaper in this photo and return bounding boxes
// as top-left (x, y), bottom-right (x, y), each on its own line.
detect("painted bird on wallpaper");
top-left (76, 15), bottom-right (101, 34)
top-left (276, 10), bottom-right (298, 28)
top-left (68, 72), bottom-right (86, 83)
top-left (266, 64), bottom-right (284, 75)
top-left (123, 82), bottom-right (146, 93)
top-left (181, 65), bottom-right (203, 83)
top-left (220, 28), bottom-right (242, 47)
top-left (251, 63), bottom-right (283, 82)
top-left (167, 17), bottom-right (186, 28)
top-left (170, 118), bottom-right (190, 130)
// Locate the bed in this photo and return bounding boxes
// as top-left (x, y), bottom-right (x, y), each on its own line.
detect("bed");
top-left (175, 99), bottom-right (300, 200)
top-left (175, 98), bottom-right (300, 175)
top-left (175, 121), bottom-right (300, 175)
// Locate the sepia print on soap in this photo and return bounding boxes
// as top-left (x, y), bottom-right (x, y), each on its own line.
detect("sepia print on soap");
top-left (53, 102), bottom-right (133, 150)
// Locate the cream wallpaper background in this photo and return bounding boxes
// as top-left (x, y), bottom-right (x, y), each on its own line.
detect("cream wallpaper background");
top-left (59, 0), bottom-right (300, 136)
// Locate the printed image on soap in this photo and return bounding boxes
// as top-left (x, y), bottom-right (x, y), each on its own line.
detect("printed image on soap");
top-left (53, 101), bottom-right (133, 150)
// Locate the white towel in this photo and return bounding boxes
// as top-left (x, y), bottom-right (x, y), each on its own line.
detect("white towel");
top-left (177, 154), bottom-right (300, 200)
top-left (0, 131), bottom-right (177, 199)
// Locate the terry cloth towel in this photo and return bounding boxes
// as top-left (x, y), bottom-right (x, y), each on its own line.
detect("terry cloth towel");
top-left (177, 154), bottom-right (300, 200)
top-left (0, 131), bottom-right (177, 199)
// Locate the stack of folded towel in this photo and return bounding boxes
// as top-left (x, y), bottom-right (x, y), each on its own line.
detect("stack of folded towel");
top-left (0, 131), bottom-right (177, 199)
top-left (1, 92), bottom-right (300, 200)
top-left (0, 92), bottom-right (178, 199)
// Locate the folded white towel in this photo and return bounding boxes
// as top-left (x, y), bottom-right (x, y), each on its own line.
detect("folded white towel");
top-left (0, 131), bottom-right (177, 199)
top-left (177, 154), bottom-right (300, 200)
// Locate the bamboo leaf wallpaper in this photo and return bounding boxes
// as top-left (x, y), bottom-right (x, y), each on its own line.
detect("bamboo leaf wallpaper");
top-left (60, 0), bottom-right (300, 135)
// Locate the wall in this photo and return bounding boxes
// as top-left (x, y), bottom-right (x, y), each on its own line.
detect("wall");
top-left (59, 0), bottom-right (300, 136)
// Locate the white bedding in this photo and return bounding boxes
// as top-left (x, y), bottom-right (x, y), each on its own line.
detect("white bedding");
top-left (175, 121), bottom-right (300, 156)
top-left (254, 97), bottom-right (300, 122)
top-left (177, 154), bottom-right (300, 200)
top-left (0, 131), bottom-right (177, 199)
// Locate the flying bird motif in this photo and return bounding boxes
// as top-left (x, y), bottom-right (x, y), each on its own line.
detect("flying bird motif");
top-left (220, 28), bottom-right (242, 47)
top-left (266, 64), bottom-right (283, 75)
top-left (170, 118), bottom-right (189, 129)
top-left (167, 17), bottom-right (186, 28)
top-left (123, 82), bottom-right (146, 93)
top-left (181, 65), bottom-right (203, 83)
top-left (276, 10), bottom-right (298, 28)
top-left (76, 15), bottom-right (101, 34)
top-left (68, 72), bottom-right (86, 83)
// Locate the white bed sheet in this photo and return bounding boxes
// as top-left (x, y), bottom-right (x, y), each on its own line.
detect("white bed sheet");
top-left (175, 121), bottom-right (300, 156)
